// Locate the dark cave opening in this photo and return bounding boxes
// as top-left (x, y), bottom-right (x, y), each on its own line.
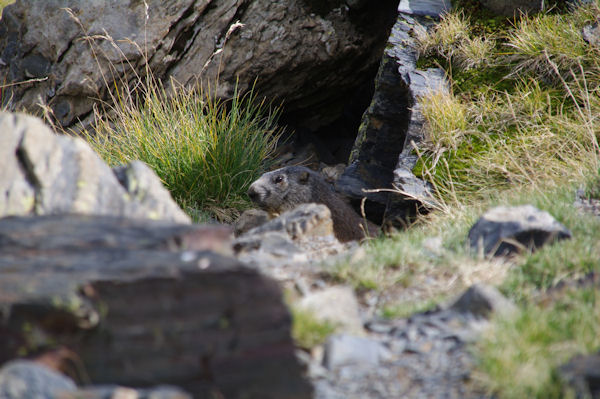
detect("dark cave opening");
top-left (277, 71), bottom-right (376, 168)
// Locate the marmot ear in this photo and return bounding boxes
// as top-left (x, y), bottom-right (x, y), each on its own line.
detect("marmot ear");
top-left (299, 171), bottom-right (310, 184)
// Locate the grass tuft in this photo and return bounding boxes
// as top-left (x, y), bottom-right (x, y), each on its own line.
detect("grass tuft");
top-left (476, 289), bottom-right (600, 399)
top-left (291, 308), bottom-right (337, 350)
top-left (421, 89), bottom-right (469, 152)
top-left (505, 13), bottom-right (593, 82)
top-left (417, 12), bottom-right (471, 62)
top-left (84, 77), bottom-right (282, 221)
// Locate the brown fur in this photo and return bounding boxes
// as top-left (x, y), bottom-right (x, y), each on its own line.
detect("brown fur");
top-left (247, 166), bottom-right (378, 242)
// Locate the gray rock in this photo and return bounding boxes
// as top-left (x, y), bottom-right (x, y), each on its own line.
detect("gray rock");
top-left (0, 0), bottom-right (398, 132)
top-left (234, 230), bottom-right (304, 259)
top-left (558, 352), bottom-right (600, 399)
top-left (298, 286), bottom-right (364, 336)
top-left (468, 205), bottom-right (572, 256)
top-left (245, 203), bottom-right (335, 241)
top-left (0, 112), bottom-right (190, 223)
top-left (233, 203), bottom-right (347, 273)
top-left (323, 334), bottom-right (391, 370)
top-left (234, 208), bottom-right (270, 236)
top-left (449, 284), bottom-right (518, 319)
top-left (337, 13), bottom-right (446, 226)
top-left (0, 360), bottom-right (76, 399)
top-left (583, 22), bottom-right (600, 47)
top-left (479, 0), bottom-right (543, 16)
top-left (0, 214), bottom-right (311, 399)
top-left (58, 385), bottom-right (192, 399)
top-left (398, 0), bottom-right (452, 17)
top-left (112, 161), bottom-right (191, 223)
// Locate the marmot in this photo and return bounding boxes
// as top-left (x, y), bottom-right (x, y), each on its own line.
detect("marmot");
top-left (247, 166), bottom-right (378, 242)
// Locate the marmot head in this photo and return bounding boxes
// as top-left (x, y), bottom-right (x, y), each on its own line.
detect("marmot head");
top-left (247, 166), bottom-right (313, 214)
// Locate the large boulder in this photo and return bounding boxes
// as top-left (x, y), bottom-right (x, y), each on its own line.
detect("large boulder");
top-left (0, 0), bottom-right (398, 132)
top-left (0, 112), bottom-right (190, 223)
top-left (337, 2), bottom-right (447, 225)
top-left (0, 214), bottom-right (311, 399)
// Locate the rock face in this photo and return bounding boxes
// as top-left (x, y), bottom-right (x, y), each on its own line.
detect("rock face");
top-left (337, 3), bottom-right (447, 225)
top-left (468, 205), bottom-right (572, 256)
top-left (0, 214), bottom-right (311, 399)
top-left (0, 112), bottom-right (189, 223)
top-left (0, 0), bottom-right (398, 132)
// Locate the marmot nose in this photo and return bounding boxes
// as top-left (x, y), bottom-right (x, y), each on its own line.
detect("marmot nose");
top-left (247, 186), bottom-right (259, 202)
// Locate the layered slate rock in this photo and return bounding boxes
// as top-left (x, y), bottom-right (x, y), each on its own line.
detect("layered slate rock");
top-left (0, 112), bottom-right (189, 223)
top-left (337, 3), bottom-right (448, 225)
top-left (0, 215), bottom-right (311, 399)
top-left (0, 0), bottom-right (398, 131)
top-left (234, 203), bottom-right (347, 269)
top-left (468, 205), bottom-right (572, 256)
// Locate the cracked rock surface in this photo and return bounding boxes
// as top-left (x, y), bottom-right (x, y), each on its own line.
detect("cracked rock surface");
top-left (0, 112), bottom-right (190, 223)
top-left (0, 0), bottom-right (398, 131)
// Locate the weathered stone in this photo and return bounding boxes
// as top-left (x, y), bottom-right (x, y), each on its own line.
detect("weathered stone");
top-left (479, 0), bottom-right (543, 16)
top-left (233, 203), bottom-right (348, 272)
top-left (112, 161), bottom-right (191, 223)
top-left (448, 284), bottom-right (518, 319)
top-left (0, 112), bottom-right (190, 223)
top-left (234, 208), bottom-right (270, 237)
top-left (468, 205), bottom-right (572, 256)
top-left (0, 360), bottom-right (77, 399)
top-left (583, 21), bottom-right (600, 47)
top-left (58, 385), bottom-right (192, 399)
top-left (0, 215), bottom-right (311, 399)
top-left (234, 231), bottom-right (304, 259)
top-left (323, 334), bottom-right (391, 370)
top-left (337, 9), bottom-right (446, 226)
top-left (0, 0), bottom-right (398, 133)
top-left (245, 203), bottom-right (335, 241)
top-left (558, 352), bottom-right (600, 399)
top-left (398, 0), bottom-right (451, 16)
top-left (298, 286), bottom-right (364, 335)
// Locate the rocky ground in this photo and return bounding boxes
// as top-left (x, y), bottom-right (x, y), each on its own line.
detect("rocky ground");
top-left (232, 200), bottom-right (573, 399)
top-left (1, 0), bottom-right (599, 397)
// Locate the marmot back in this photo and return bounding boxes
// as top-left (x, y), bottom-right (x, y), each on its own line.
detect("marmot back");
top-left (247, 166), bottom-right (377, 242)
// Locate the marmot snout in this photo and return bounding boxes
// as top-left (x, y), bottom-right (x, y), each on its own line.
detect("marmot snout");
top-left (247, 166), bottom-right (378, 242)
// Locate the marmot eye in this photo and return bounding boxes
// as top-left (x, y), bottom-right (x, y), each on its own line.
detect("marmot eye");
top-left (274, 175), bottom-right (284, 184)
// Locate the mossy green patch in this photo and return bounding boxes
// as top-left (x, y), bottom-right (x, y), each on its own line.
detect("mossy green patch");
top-left (291, 308), bottom-right (337, 350)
